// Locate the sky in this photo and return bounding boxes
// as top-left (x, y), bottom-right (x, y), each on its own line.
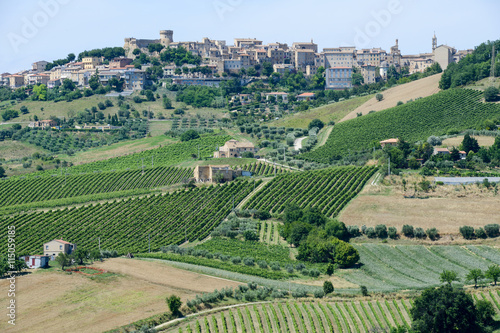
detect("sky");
top-left (0, 0), bottom-right (499, 73)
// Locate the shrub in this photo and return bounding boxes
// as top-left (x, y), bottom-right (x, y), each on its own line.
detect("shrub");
top-left (376, 93), bottom-right (383, 101)
top-left (270, 262), bottom-right (281, 271)
top-left (314, 289), bottom-right (325, 298)
top-left (347, 225), bottom-right (361, 238)
top-left (257, 260), bottom-right (268, 269)
top-left (244, 291), bottom-right (257, 301)
top-left (231, 256), bottom-right (241, 264)
top-left (375, 224), bottom-right (388, 239)
top-left (238, 285), bottom-right (249, 293)
top-left (485, 224), bottom-right (500, 238)
top-left (460, 226), bottom-right (475, 239)
top-left (248, 282), bottom-right (258, 290)
top-left (243, 257), bottom-right (255, 266)
top-left (402, 225), bottom-right (414, 238)
top-left (388, 227), bottom-right (398, 239)
top-left (360, 285), bottom-right (369, 296)
top-left (166, 295), bottom-right (182, 316)
top-left (323, 281), bottom-right (334, 295)
top-left (426, 228), bottom-right (439, 241)
top-left (295, 263), bottom-right (306, 271)
top-left (292, 288), bottom-right (307, 298)
top-left (309, 268), bottom-right (321, 278)
top-left (427, 136), bottom-right (442, 146)
top-left (415, 227), bottom-right (426, 239)
top-left (301, 269), bottom-right (309, 276)
top-left (365, 227), bottom-right (376, 238)
top-left (286, 264), bottom-right (294, 273)
top-left (243, 230), bottom-right (259, 241)
top-left (475, 227), bottom-right (487, 239)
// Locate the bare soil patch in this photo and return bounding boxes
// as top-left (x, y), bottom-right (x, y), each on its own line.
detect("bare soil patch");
top-left (442, 135), bottom-right (496, 148)
top-left (341, 73), bottom-right (442, 122)
top-left (338, 175), bottom-right (500, 234)
top-left (0, 258), bottom-right (241, 333)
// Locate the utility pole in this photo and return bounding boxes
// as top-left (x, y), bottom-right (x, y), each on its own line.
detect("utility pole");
top-left (141, 158), bottom-right (144, 175)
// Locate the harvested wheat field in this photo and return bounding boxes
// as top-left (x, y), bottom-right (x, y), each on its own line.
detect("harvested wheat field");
top-left (0, 258), bottom-right (241, 333)
top-left (341, 73), bottom-right (442, 122)
top-left (442, 135), bottom-right (496, 148)
top-left (338, 175), bottom-right (500, 235)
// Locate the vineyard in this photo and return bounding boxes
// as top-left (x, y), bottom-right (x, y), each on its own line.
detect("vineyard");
top-left (243, 166), bottom-right (377, 217)
top-left (0, 166), bottom-right (192, 207)
top-left (238, 162), bottom-right (291, 177)
top-left (0, 180), bottom-right (258, 254)
top-left (14, 134), bottom-right (231, 179)
top-left (342, 244), bottom-right (500, 292)
top-left (163, 292), bottom-right (500, 332)
top-left (301, 89), bottom-right (500, 163)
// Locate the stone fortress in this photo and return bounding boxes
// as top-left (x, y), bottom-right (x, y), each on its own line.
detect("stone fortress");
top-left (124, 30), bottom-right (174, 57)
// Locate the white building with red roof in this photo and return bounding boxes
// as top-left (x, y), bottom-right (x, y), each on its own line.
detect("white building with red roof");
top-left (43, 239), bottom-right (76, 260)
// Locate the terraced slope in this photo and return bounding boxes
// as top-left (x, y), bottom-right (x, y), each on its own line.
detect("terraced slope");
top-left (243, 166), bottom-right (377, 217)
top-left (301, 89), bottom-right (500, 163)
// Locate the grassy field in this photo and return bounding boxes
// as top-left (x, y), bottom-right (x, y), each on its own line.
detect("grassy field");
top-left (268, 95), bottom-right (373, 129)
top-left (338, 175), bottom-right (500, 235)
top-left (149, 120), bottom-right (172, 136)
top-left (341, 244), bottom-right (500, 292)
top-left (163, 292), bottom-right (500, 333)
top-left (0, 140), bottom-right (49, 161)
top-left (0, 258), bottom-right (242, 333)
top-left (442, 135), bottom-right (497, 148)
top-left (466, 77), bottom-right (500, 91)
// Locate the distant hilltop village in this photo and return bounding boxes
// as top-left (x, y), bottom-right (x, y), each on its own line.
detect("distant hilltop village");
top-left (1, 30), bottom-right (472, 92)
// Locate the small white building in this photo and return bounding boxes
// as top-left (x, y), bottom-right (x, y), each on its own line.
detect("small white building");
top-left (21, 255), bottom-right (50, 269)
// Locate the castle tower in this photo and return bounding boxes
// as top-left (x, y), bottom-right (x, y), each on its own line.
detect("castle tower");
top-left (160, 30), bottom-right (174, 46)
top-left (432, 32), bottom-right (437, 51)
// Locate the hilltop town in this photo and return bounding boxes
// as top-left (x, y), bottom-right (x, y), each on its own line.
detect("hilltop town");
top-left (2, 30), bottom-right (470, 92)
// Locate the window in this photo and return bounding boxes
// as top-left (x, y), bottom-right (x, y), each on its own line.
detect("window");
top-left (45, 245), bottom-right (48, 250)
top-left (59, 245), bottom-right (62, 250)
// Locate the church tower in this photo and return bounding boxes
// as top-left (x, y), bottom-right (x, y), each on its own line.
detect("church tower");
top-left (432, 32), bottom-right (437, 51)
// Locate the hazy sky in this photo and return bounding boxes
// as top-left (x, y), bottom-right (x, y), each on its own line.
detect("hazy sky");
top-left (1, 0), bottom-right (499, 73)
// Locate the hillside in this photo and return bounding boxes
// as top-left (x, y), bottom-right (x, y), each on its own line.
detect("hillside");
top-left (268, 95), bottom-right (372, 129)
top-left (300, 88), bottom-right (500, 162)
top-left (341, 73), bottom-right (442, 121)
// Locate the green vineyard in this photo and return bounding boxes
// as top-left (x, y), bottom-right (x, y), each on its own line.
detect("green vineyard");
top-left (301, 89), bottom-right (500, 163)
top-left (163, 293), bottom-right (500, 333)
top-left (243, 166), bottom-right (377, 217)
top-left (343, 244), bottom-right (500, 292)
top-left (0, 180), bottom-right (258, 255)
top-left (0, 166), bottom-right (192, 207)
top-left (15, 134), bottom-right (231, 179)
top-left (238, 162), bottom-right (291, 177)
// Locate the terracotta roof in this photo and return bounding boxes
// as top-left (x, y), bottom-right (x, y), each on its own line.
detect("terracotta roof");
top-left (52, 239), bottom-right (72, 245)
top-left (459, 151), bottom-right (466, 154)
top-left (330, 67), bottom-right (352, 69)
top-left (267, 92), bottom-right (288, 95)
top-left (380, 138), bottom-right (399, 144)
top-left (434, 148), bottom-right (450, 153)
top-left (297, 93), bottom-right (315, 97)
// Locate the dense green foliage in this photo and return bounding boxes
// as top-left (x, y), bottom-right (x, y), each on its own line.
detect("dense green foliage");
top-left (439, 40), bottom-right (500, 89)
top-left (0, 166), bottom-right (192, 207)
top-left (301, 89), bottom-right (500, 162)
top-left (411, 286), bottom-right (489, 332)
top-left (0, 181), bottom-right (254, 254)
top-left (243, 166), bottom-right (377, 217)
top-left (77, 47), bottom-right (125, 62)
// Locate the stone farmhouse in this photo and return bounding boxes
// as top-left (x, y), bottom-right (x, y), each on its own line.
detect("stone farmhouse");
top-left (214, 140), bottom-right (258, 158)
top-left (43, 239), bottom-right (76, 260)
top-left (194, 165), bottom-right (242, 183)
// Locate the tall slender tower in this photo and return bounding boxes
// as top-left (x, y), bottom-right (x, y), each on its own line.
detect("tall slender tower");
top-left (432, 32), bottom-right (437, 51)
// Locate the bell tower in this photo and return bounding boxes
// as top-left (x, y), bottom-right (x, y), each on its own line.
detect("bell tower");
top-left (432, 32), bottom-right (437, 51)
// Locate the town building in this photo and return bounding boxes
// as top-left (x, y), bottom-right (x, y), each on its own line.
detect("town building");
top-left (82, 57), bottom-right (102, 70)
top-left (43, 239), bottom-right (76, 260)
top-left (326, 67), bottom-right (353, 90)
top-left (109, 57), bottom-right (133, 69)
top-left (8, 75), bottom-right (25, 88)
top-left (265, 92), bottom-right (288, 103)
top-left (360, 65), bottom-right (376, 84)
top-left (214, 140), bottom-right (258, 158)
top-left (32, 61), bottom-right (49, 72)
top-left (433, 147), bottom-right (451, 155)
top-left (20, 255), bottom-right (50, 269)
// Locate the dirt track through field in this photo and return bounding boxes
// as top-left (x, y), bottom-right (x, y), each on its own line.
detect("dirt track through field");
top-left (0, 258), bottom-right (241, 333)
top-left (340, 73), bottom-right (442, 122)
